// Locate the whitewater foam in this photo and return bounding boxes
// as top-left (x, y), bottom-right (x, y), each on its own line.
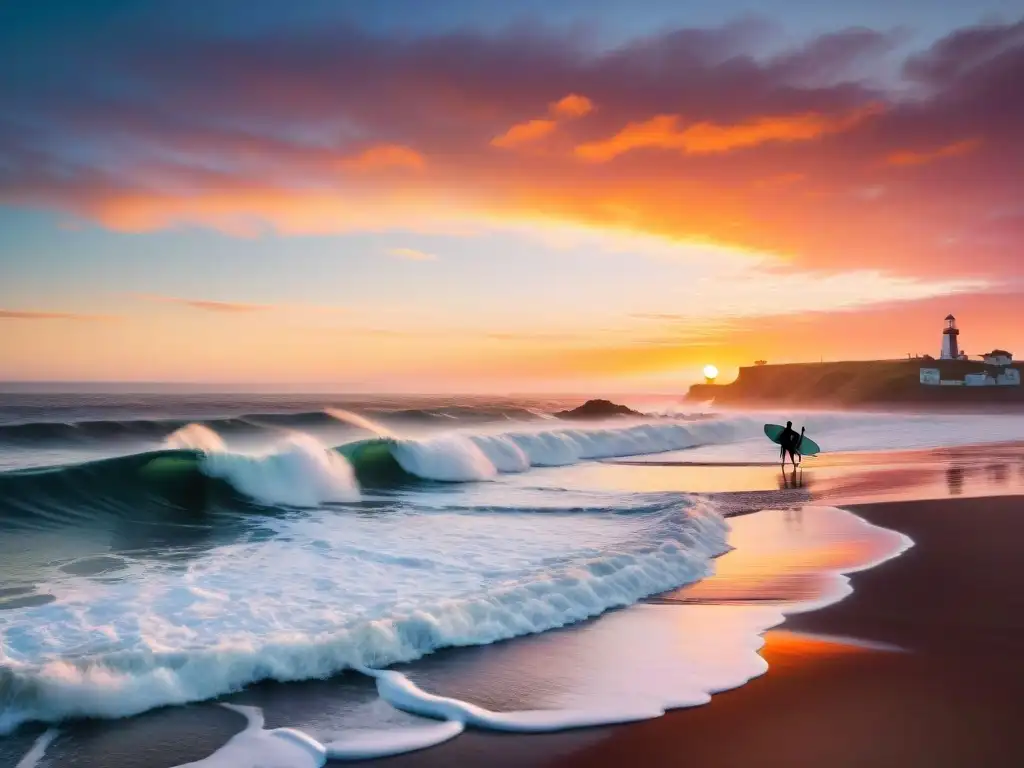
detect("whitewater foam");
top-left (0, 496), bottom-right (726, 735)
top-left (323, 719), bottom-right (465, 761)
top-left (161, 702), bottom-right (466, 765)
top-left (370, 416), bottom-right (764, 482)
top-left (163, 422), bottom-right (363, 507)
top-left (466, 433), bottom-right (531, 472)
top-left (201, 434), bottom-right (360, 507)
top-left (391, 434), bottom-right (499, 482)
top-left (156, 600), bottom-right (779, 765)
top-left (171, 704), bottom-right (327, 768)
top-left (364, 667), bottom-right (666, 731)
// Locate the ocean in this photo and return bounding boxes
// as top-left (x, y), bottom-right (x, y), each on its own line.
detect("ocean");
top-left (1, 392), bottom-right (1019, 766)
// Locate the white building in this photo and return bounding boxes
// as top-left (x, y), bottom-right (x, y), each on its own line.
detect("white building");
top-left (997, 368), bottom-right (1021, 386)
top-left (983, 349), bottom-right (1013, 366)
top-left (965, 372), bottom-right (995, 386)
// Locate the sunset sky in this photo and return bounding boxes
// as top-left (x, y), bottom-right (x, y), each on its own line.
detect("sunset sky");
top-left (2, 0), bottom-right (1023, 391)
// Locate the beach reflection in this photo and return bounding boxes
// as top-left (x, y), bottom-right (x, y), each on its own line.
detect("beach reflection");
top-left (527, 444), bottom-right (1024, 508)
top-left (987, 463), bottom-right (1009, 484)
top-left (758, 630), bottom-right (881, 674)
top-left (779, 467), bottom-right (810, 491)
top-left (666, 507), bottom-right (909, 610)
top-left (540, 462), bottom-right (785, 494)
top-left (947, 465), bottom-right (965, 495)
top-left (808, 445), bottom-right (1024, 505)
top-left (783, 506), bottom-right (804, 530)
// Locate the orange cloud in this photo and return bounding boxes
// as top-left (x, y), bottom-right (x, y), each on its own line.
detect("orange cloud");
top-left (341, 144), bottom-right (425, 171)
top-left (492, 93), bottom-right (594, 149)
top-left (491, 119), bottom-right (558, 148)
top-left (13, 77), bottom-right (1009, 288)
top-left (73, 134), bottom-right (997, 287)
top-left (576, 105), bottom-right (882, 161)
top-left (86, 188), bottom-right (457, 236)
top-left (885, 138), bottom-right (982, 167)
top-left (550, 93), bottom-right (594, 119)
top-left (575, 114), bottom-right (676, 161)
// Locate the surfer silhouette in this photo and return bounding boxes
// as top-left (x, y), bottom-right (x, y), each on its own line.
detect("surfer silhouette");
top-left (778, 421), bottom-right (803, 467)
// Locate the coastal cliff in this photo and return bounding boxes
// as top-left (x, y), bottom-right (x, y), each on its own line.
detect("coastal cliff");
top-left (687, 360), bottom-right (1024, 408)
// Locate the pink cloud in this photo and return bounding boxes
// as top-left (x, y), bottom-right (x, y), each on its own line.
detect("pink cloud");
top-left (1, 17), bottom-right (1022, 286)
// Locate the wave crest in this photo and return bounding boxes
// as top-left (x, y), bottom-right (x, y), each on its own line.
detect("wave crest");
top-left (201, 435), bottom-right (360, 507)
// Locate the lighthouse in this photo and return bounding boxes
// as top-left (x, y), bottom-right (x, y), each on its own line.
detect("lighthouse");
top-left (941, 314), bottom-right (960, 360)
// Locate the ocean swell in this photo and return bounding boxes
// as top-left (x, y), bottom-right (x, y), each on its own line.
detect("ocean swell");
top-left (0, 405), bottom-right (557, 446)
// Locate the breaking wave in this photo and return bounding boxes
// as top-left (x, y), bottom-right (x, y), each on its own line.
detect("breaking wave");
top-left (0, 497), bottom-right (728, 734)
top-left (0, 416), bottom-right (762, 513)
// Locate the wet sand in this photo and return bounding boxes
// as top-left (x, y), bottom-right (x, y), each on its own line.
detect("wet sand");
top-left (548, 495), bottom-right (1024, 768)
top-left (602, 441), bottom-right (1024, 504)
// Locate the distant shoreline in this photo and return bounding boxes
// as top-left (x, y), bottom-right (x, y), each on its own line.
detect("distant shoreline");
top-left (688, 359), bottom-right (1024, 409)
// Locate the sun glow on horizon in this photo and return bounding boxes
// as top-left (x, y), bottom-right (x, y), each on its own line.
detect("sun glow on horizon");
top-left (704, 364), bottom-right (719, 380)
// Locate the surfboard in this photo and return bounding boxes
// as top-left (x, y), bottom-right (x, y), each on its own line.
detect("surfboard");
top-left (764, 424), bottom-right (821, 456)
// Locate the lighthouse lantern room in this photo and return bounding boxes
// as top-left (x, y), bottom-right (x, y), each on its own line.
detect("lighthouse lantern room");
top-left (941, 314), bottom-right (961, 360)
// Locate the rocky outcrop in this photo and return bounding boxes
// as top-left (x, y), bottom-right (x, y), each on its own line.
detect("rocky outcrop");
top-left (555, 399), bottom-right (643, 419)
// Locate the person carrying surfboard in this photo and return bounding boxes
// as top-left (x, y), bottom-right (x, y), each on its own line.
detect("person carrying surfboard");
top-left (777, 421), bottom-right (803, 467)
top-left (764, 422), bottom-right (820, 463)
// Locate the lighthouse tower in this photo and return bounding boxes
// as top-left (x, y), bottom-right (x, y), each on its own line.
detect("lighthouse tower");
top-left (941, 314), bottom-right (960, 360)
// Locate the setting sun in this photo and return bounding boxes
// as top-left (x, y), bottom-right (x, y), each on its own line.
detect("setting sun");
top-left (704, 364), bottom-right (719, 380)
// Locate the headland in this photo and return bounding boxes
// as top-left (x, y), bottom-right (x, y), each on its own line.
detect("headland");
top-left (688, 358), bottom-right (1024, 409)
